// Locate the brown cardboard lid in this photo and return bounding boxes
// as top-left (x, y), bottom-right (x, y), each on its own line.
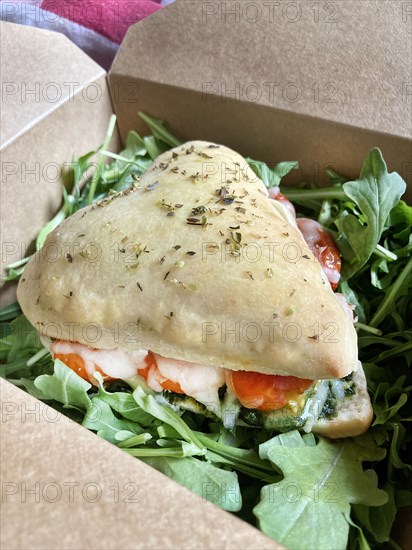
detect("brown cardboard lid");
top-left (109, 0), bottom-right (412, 190)
top-left (0, 22), bottom-right (119, 305)
top-left (0, 378), bottom-right (281, 550)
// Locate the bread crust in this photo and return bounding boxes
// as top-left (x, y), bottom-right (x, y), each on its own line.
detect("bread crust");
top-left (17, 141), bottom-right (358, 379)
top-left (313, 363), bottom-right (373, 438)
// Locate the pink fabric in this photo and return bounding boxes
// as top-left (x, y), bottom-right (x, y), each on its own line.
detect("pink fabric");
top-left (1, 0), bottom-right (165, 69)
top-left (42, 0), bottom-right (162, 43)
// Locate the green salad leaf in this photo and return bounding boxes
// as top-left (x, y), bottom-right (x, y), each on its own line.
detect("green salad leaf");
top-left (142, 456), bottom-right (242, 512)
top-left (254, 431), bottom-right (387, 550)
top-left (82, 396), bottom-right (146, 444)
top-left (352, 483), bottom-right (397, 544)
top-left (0, 314), bottom-right (52, 379)
top-left (336, 149), bottom-right (406, 279)
top-left (34, 359), bottom-right (92, 411)
top-left (246, 158), bottom-right (299, 188)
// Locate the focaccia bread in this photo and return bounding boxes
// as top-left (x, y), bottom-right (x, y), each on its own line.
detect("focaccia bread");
top-left (17, 141), bottom-right (358, 379)
top-left (314, 364), bottom-right (373, 438)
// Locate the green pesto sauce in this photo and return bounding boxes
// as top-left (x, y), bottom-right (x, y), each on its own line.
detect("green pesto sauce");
top-left (318, 373), bottom-right (356, 419)
top-left (160, 373), bottom-right (356, 429)
top-left (161, 390), bottom-right (217, 419)
top-left (240, 406), bottom-right (307, 432)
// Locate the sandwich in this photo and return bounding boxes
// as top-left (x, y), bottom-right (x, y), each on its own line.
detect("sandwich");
top-left (17, 141), bottom-right (373, 438)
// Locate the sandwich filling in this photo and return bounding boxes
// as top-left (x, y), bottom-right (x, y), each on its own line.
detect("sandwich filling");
top-left (50, 339), bottom-right (356, 432)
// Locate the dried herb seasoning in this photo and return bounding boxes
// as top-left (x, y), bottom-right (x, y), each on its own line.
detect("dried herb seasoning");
top-left (146, 181), bottom-right (159, 191)
top-left (191, 205), bottom-right (207, 216)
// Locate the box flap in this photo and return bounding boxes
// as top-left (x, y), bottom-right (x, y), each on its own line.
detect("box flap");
top-left (109, 0), bottom-right (412, 189)
top-left (0, 22), bottom-right (119, 305)
top-left (0, 22), bottom-right (106, 149)
top-left (1, 379), bottom-right (281, 550)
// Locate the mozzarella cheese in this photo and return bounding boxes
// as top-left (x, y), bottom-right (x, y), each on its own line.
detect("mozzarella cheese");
top-left (50, 340), bottom-right (225, 414)
top-left (154, 354), bottom-right (225, 416)
top-left (51, 341), bottom-right (148, 380)
top-left (335, 292), bottom-right (357, 323)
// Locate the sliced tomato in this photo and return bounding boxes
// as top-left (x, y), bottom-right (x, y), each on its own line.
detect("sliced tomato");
top-left (297, 218), bottom-right (341, 290)
top-left (228, 370), bottom-right (313, 412)
top-left (53, 352), bottom-right (116, 383)
top-left (138, 351), bottom-right (184, 394)
top-left (160, 378), bottom-right (185, 394)
top-left (314, 233), bottom-right (341, 291)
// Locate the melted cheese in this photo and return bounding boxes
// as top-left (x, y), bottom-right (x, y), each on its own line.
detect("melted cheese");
top-left (50, 340), bottom-right (225, 414)
top-left (301, 380), bottom-right (329, 433)
top-left (146, 365), bottom-right (164, 392)
top-left (154, 354), bottom-right (225, 416)
top-left (268, 188), bottom-right (297, 225)
top-left (335, 293), bottom-right (357, 323)
top-left (51, 341), bottom-right (148, 380)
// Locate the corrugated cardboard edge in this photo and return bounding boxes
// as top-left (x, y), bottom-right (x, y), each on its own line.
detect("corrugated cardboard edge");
top-left (1, 379), bottom-right (282, 550)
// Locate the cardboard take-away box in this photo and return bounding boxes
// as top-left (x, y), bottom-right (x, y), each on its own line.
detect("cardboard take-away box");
top-left (1, 1), bottom-right (411, 548)
top-left (0, 21), bottom-right (120, 305)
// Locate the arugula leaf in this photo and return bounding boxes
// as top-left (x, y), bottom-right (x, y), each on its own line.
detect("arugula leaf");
top-left (388, 422), bottom-right (411, 476)
top-left (132, 386), bottom-right (205, 454)
top-left (372, 376), bottom-right (410, 426)
top-left (123, 130), bottom-right (146, 157)
top-left (117, 433), bottom-right (152, 448)
top-left (352, 482), bottom-right (396, 544)
top-left (34, 359), bottom-right (91, 411)
top-left (143, 135), bottom-right (170, 160)
top-left (87, 114), bottom-right (117, 203)
top-left (0, 301), bottom-right (21, 322)
top-left (142, 456), bottom-right (242, 512)
top-left (254, 431), bottom-right (387, 550)
top-left (387, 200), bottom-right (412, 229)
top-left (346, 514), bottom-right (372, 550)
top-left (0, 264), bottom-right (28, 283)
top-left (336, 149), bottom-right (406, 279)
top-left (369, 256), bottom-right (412, 328)
top-left (259, 429), bottom-right (316, 460)
top-left (247, 158), bottom-right (298, 188)
top-left (138, 112), bottom-right (181, 148)
top-left (0, 315), bottom-right (52, 379)
top-left (95, 388), bottom-right (156, 427)
top-left (195, 432), bottom-right (278, 483)
top-left (82, 396), bottom-right (145, 444)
